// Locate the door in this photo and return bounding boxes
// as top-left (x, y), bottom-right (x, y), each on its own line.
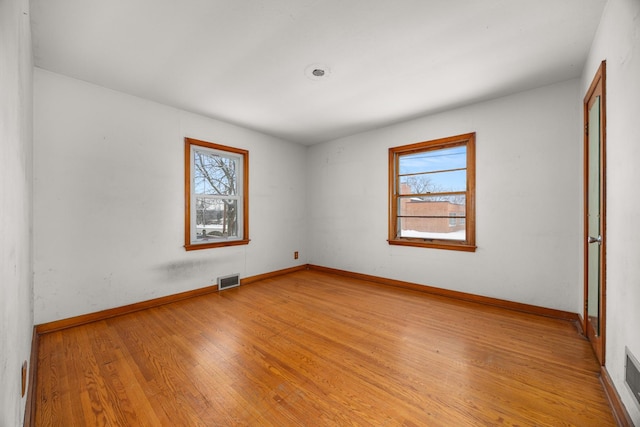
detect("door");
top-left (584, 61), bottom-right (606, 365)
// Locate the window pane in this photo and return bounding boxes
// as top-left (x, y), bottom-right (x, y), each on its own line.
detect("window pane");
top-left (397, 194), bottom-right (466, 240)
top-left (398, 218), bottom-right (466, 241)
top-left (193, 150), bottom-right (237, 196)
top-left (399, 145), bottom-right (466, 175)
top-left (195, 198), bottom-right (238, 240)
top-left (399, 170), bottom-right (466, 194)
top-left (398, 194), bottom-right (466, 213)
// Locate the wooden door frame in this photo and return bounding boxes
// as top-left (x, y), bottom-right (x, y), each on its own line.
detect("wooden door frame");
top-left (583, 60), bottom-right (606, 365)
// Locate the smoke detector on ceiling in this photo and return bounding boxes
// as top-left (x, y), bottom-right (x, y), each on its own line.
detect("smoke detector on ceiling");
top-left (305, 63), bottom-right (331, 81)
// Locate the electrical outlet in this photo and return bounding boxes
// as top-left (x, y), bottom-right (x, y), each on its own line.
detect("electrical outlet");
top-left (294, 251), bottom-right (299, 259)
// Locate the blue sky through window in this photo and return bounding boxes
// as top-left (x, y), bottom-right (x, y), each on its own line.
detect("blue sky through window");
top-left (399, 146), bottom-right (466, 192)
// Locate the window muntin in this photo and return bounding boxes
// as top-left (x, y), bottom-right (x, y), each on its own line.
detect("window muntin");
top-left (185, 138), bottom-right (249, 250)
top-left (389, 133), bottom-right (476, 251)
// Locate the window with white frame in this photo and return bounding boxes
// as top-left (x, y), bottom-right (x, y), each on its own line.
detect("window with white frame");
top-left (184, 138), bottom-right (249, 251)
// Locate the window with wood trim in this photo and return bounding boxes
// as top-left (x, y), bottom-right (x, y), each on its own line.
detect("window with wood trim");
top-left (185, 137), bottom-right (249, 251)
top-left (389, 133), bottom-right (476, 252)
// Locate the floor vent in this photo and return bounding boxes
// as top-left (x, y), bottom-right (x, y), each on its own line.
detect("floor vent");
top-left (217, 273), bottom-right (240, 291)
top-left (625, 347), bottom-right (640, 409)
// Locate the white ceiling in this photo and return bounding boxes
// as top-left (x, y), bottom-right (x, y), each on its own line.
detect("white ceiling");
top-left (30, 0), bottom-right (606, 145)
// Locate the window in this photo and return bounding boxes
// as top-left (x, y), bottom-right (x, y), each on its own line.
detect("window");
top-left (185, 138), bottom-right (249, 250)
top-left (389, 132), bottom-right (476, 252)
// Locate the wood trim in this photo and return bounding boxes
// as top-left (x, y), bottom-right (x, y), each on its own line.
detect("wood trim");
top-left (583, 60), bottom-right (607, 365)
top-left (599, 60), bottom-right (608, 364)
top-left (600, 365), bottom-right (634, 427)
top-left (575, 313), bottom-right (586, 338)
top-left (35, 263), bottom-right (579, 334)
top-left (241, 265), bottom-right (307, 285)
top-left (466, 132), bottom-right (476, 248)
top-left (183, 137), bottom-right (249, 251)
top-left (35, 265), bottom-right (306, 335)
top-left (184, 238), bottom-right (250, 251)
top-left (23, 327), bottom-right (39, 427)
top-left (184, 138), bottom-right (192, 250)
top-left (307, 264), bottom-right (580, 322)
top-left (36, 284), bottom-right (219, 334)
top-left (388, 142), bottom-right (398, 242)
top-left (387, 239), bottom-right (477, 252)
top-left (242, 148), bottom-right (249, 247)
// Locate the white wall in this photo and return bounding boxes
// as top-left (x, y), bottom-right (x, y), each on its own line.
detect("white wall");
top-left (307, 79), bottom-right (583, 313)
top-left (0, 0), bottom-right (34, 424)
top-left (33, 69), bottom-right (307, 324)
top-left (26, 2), bottom-right (639, 422)
top-left (582, 0), bottom-right (640, 422)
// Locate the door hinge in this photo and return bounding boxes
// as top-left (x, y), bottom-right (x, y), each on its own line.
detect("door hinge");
top-left (585, 123), bottom-right (589, 135)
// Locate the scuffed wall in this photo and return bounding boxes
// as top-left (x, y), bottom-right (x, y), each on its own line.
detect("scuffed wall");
top-left (0, 0), bottom-right (34, 424)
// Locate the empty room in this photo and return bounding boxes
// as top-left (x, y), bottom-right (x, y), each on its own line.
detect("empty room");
top-left (2, 0), bottom-right (640, 425)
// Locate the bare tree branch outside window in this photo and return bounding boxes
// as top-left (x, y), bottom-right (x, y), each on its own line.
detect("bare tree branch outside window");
top-left (193, 151), bottom-right (238, 238)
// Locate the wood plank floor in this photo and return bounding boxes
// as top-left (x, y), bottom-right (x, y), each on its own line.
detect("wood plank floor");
top-left (34, 269), bottom-right (617, 426)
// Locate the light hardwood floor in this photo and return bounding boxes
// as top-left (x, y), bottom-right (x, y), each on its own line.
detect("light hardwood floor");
top-left (34, 269), bottom-right (616, 426)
